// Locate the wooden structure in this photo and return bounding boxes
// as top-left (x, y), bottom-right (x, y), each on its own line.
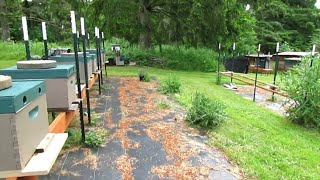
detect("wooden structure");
top-left (245, 54), bottom-right (273, 74)
top-left (220, 72), bottom-right (288, 97)
top-left (271, 52), bottom-right (314, 71)
top-left (3, 73), bottom-right (99, 180)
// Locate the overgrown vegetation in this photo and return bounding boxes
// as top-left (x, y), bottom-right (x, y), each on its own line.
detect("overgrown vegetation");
top-left (138, 68), bottom-right (151, 82)
top-left (282, 56), bottom-right (320, 128)
top-left (187, 92), bottom-right (226, 129)
top-left (159, 74), bottom-right (181, 94)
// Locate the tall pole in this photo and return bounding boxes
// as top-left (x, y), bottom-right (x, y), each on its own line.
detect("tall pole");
top-left (71, 11), bottom-right (85, 142)
top-left (22, 16), bottom-right (31, 60)
top-left (42, 22), bottom-right (48, 59)
top-left (81, 17), bottom-right (91, 125)
top-left (77, 31), bottom-right (80, 51)
top-left (231, 43), bottom-right (236, 83)
top-left (102, 32), bottom-right (107, 76)
top-left (253, 44), bottom-right (261, 102)
top-left (272, 42), bottom-right (280, 100)
top-left (304, 45), bottom-right (316, 101)
top-left (87, 33), bottom-right (90, 49)
top-left (217, 43), bottom-right (221, 84)
top-left (95, 27), bottom-right (102, 95)
top-left (98, 30), bottom-right (104, 85)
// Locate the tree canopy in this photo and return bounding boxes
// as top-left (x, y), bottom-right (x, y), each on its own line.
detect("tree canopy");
top-left (0, 0), bottom-right (319, 53)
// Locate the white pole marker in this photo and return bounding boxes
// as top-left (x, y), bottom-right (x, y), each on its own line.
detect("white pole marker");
top-left (42, 22), bottom-right (47, 40)
top-left (95, 27), bottom-right (100, 38)
top-left (102, 32), bottom-right (104, 39)
top-left (77, 31), bottom-right (80, 38)
top-left (258, 44), bottom-right (261, 52)
top-left (80, 17), bottom-right (85, 36)
top-left (70, 11), bottom-right (76, 34)
top-left (312, 44), bottom-right (316, 56)
top-left (276, 42), bottom-right (280, 53)
top-left (233, 43), bottom-right (236, 51)
top-left (22, 16), bottom-right (29, 41)
top-left (219, 43), bottom-right (221, 50)
top-left (88, 33), bottom-right (90, 39)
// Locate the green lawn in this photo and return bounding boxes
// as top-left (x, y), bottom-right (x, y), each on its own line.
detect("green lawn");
top-left (1, 43), bottom-right (319, 179)
top-left (107, 66), bottom-right (320, 179)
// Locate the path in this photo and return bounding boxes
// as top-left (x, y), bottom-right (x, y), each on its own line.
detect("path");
top-left (40, 77), bottom-right (242, 180)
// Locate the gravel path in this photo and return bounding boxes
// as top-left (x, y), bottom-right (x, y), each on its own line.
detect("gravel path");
top-left (41, 77), bottom-right (242, 180)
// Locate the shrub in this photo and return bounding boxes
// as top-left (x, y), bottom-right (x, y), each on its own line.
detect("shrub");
top-left (84, 129), bottom-right (108, 147)
top-left (186, 92), bottom-right (226, 129)
top-left (64, 128), bottom-right (82, 149)
top-left (282, 56), bottom-right (320, 128)
top-left (159, 74), bottom-right (181, 94)
top-left (138, 69), bottom-right (151, 82)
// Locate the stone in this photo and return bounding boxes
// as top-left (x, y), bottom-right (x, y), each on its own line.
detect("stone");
top-left (0, 75), bottom-right (12, 90)
top-left (16, 60), bottom-right (57, 69)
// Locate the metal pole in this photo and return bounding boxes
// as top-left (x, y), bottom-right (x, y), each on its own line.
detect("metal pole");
top-left (22, 16), bottom-right (31, 60)
top-left (102, 32), bottom-right (107, 77)
top-left (71, 11), bottom-right (85, 142)
top-left (231, 43), bottom-right (236, 83)
top-left (272, 43), bottom-right (280, 100)
top-left (42, 22), bottom-right (48, 59)
top-left (98, 31), bottom-right (104, 85)
top-left (217, 43), bottom-right (221, 84)
top-left (253, 44), bottom-right (261, 102)
top-left (95, 27), bottom-right (102, 95)
top-left (81, 17), bottom-right (91, 125)
top-left (87, 33), bottom-right (90, 49)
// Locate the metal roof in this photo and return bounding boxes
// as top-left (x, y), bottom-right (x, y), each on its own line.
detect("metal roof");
top-left (276, 52), bottom-right (315, 56)
top-left (245, 54), bottom-right (273, 58)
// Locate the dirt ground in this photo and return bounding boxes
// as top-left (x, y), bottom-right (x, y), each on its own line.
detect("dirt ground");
top-left (40, 77), bottom-right (243, 180)
top-left (233, 85), bottom-right (290, 115)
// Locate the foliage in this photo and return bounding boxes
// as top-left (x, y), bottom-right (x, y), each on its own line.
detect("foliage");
top-left (138, 68), bottom-right (151, 82)
top-left (159, 74), bottom-right (181, 94)
top-left (84, 129), bottom-right (108, 148)
top-left (282, 56), bottom-right (320, 128)
top-left (64, 128), bottom-right (82, 149)
top-left (186, 92), bottom-right (226, 129)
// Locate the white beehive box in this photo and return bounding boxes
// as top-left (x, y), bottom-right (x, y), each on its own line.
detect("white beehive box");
top-left (0, 61), bottom-right (77, 110)
top-left (51, 53), bottom-right (93, 83)
top-left (0, 79), bottom-right (49, 171)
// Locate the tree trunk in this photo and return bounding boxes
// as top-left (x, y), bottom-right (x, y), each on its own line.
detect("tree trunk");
top-left (139, 0), bottom-right (152, 49)
top-left (0, 0), bottom-right (10, 41)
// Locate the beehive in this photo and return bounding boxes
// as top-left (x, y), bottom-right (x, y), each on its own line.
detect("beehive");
top-left (0, 79), bottom-right (49, 171)
top-left (87, 49), bottom-right (105, 69)
top-left (0, 62), bottom-right (77, 110)
top-left (50, 53), bottom-right (93, 83)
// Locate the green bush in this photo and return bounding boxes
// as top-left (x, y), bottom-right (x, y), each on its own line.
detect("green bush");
top-left (84, 129), bottom-right (108, 147)
top-left (119, 42), bottom-right (218, 72)
top-left (186, 92), bottom-right (226, 129)
top-left (138, 69), bottom-right (151, 82)
top-left (282, 56), bottom-right (320, 128)
top-left (159, 74), bottom-right (181, 94)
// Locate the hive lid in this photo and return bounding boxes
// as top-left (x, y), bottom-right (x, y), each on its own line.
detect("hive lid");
top-left (50, 55), bottom-right (93, 63)
top-left (0, 75), bottom-right (12, 90)
top-left (17, 60), bottom-right (57, 69)
top-left (0, 80), bottom-right (46, 114)
top-left (60, 52), bottom-right (90, 57)
top-left (0, 65), bottom-right (76, 79)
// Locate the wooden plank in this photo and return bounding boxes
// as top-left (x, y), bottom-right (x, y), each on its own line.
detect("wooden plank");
top-left (0, 133), bottom-right (68, 178)
top-left (221, 73), bottom-right (288, 97)
top-left (48, 111), bottom-right (76, 133)
top-left (35, 134), bottom-right (54, 153)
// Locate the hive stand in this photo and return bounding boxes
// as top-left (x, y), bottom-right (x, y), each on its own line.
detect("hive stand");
top-left (3, 73), bottom-right (99, 180)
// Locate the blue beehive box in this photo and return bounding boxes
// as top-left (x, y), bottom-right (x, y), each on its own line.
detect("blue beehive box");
top-left (50, 54), bottom-right (93, 83)
top-left (0, 65), bottom-right (77, 110)
top-left (0, 80), bottom-right (49, 171)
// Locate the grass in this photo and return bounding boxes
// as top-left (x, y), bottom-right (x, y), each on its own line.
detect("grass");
top-left (0, 41), bottom-right (68, 69)
top-left (1, 42), bottom-right (319, 179)
top-left (107, 66), bottom-right (320, 179)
